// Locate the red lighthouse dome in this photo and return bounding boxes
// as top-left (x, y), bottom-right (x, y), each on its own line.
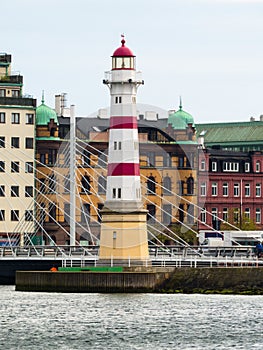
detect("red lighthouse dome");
top-left (112, 36), bottom-right (135, 70)
top-left (112, 37), bottom-right (134, 57)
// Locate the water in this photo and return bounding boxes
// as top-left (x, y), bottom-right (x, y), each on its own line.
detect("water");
top-left (0, 286), bottom-right (262, 350)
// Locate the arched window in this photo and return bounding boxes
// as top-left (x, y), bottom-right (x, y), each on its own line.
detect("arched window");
top-left (81, 175), bottom-right (91, 194)
top-left (256, 161), bottom-right (261, 173)
top-left (147, 176), bottom-right (156, 194)
top-left (163, 176), bottom-right (171, 195)
top-left (178, 180), bottom-right (184, 196)
top-left (98, 175), bottom-right (106, 194)
top-left (186, 177), bottom-right (194, 195)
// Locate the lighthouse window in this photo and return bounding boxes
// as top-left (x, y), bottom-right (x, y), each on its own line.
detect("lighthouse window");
top-left (113, 188), bottom-right (121, 199)
top-left (118, 142), bottom-right (121, 150)
top-left (114, 141), bottom-right (117, 150)
top-left (132, 96), bottom-right (136, 104)
top-left (115, 96), bottom-right (122, 104)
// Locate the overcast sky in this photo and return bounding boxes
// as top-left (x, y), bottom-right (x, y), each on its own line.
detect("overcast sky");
top-left (1, 0), bottom-right (263, 123)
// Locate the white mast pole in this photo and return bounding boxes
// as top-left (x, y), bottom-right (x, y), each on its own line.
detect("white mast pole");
top-left (69, 104), bottom-right (76, 246)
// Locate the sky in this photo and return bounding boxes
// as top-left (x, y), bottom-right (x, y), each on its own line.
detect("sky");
top-left (1, 0), bottom-right (263, 123)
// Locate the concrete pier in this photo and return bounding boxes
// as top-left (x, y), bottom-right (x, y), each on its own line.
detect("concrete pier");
top-left (15, 267), bottom-right (263, 294)
top-left (15, 267), bottom-right (172, 293)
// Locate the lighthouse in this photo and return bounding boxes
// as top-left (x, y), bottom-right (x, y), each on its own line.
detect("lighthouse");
top-left (99, 36), bottom-right (149, 263)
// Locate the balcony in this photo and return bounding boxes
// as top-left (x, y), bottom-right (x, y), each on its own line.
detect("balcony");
top-left (0, 96), bottom-right (36, 107)
top-left (0, 75), bottom-right (23, 84)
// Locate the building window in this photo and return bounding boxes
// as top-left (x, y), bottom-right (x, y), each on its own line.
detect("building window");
top-left (0, 136), bottom-right (5, 148)
top-left (40, 154), bottom-right (46, 164)
top-left (163, 204), bottom-right (172, 225)
top-left (0, 112), bottom-right (5, 123)
top-left (98, 175), bottom-right (106, 194)
top-left (200, 209), bottom-right (206, 223)
top-left (0, 89), bottom-right (6, 97)
top-left (0, 185), bottom-right (5, 197)
top-left (211, 182), bottom-right (218, 196)
top-left (147, 204), bottom-right (156, 223)
top-left (147, 176), bottom-right (156, 194)
top-left (0, 161), bottom-right (5, 172)
top-left (25, 162), bottom-right (33, 173)
top-left (200, 159), bottom-right (206, 171)
top-left (223, 183), bottom-right (228, 196)
top-left (81, 204), bottom-right (90, 224)
top-left (25, 186), bottom-right (33, 197)
top-left (11, 137), bottom-right (19, 148)
top-left (245, 162), bottom-right (250, 172)
top-left (81, 175), bottom-right (91, 194)
top-left (163, 153), bottom-right (171, 167)
top-left (11, 186), bottom-right (19, 197)
top-left (48, 149), bottom-right (57, 165)
top-left (245, 183), bottom-right (250, 197)
top-left (25, 210), bottom-right (33, 221)
top-left (26, 114), bottom-right (34, 124)
top-left (233, 208), bottom-right (239, 223)
top-left (147, 152), bottom-right (155, 167)
top-left (187, 204), bottom-right (194, 224)
top-left (12, 89), bottom-right (19, 97)
top-left (25, 138), bottom-right (34, 149)
top-left (48, 203), bottom-right (56, 223)
top-left (163, 176), bottom-right (172, 195)
top-left (211, 161), bottom-right (217, 172)
top-left (200, 182), bottom-right (206, 197)
top-left (223, 208), bottom-right (228, 222)
top-left (244, 208), bottom-right (250, 221)
top-left (256, 208), bottom-right (261, 224)
top-left (178, 156), bottom-right (184, 168)
top-left (11, 161), bottom-right (19, 173)
top-left (234, 183), bottom-right (239, 197)
top-left (0, 209), bottom-right (5, 221)
top-left (11, 113), bottom-right (20, 124)
top-left (11, 210), bottom-right (19, 221)
top-left (256, 183), bottom-right (261, 197)
top-left (48, 174), bottom-right (56, 193)
top-left (256, 161), bottom-right (260, 173)
top-left (179, 204), bottom-right (184, 223)
top-left (223, 162), bottom-right (239, 172)
top-left (186, 177), bottom-right (194, 195)
top-left (178, 180), bottom-right (184, 196)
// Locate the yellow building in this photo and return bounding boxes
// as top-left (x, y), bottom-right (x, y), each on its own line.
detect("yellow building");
top-left (35, 101), bottom-right (197, 246)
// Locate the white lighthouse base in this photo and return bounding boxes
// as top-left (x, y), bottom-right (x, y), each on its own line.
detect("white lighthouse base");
top-left (99, 208), bottom-right (150, 266)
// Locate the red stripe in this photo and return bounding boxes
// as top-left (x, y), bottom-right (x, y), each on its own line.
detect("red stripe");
top-left (110, 116), bottom-right (137, 129)
top-left (108, 163), bottom-right (140, 176)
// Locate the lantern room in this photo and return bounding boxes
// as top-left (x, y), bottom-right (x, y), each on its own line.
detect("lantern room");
top-left (112, 36), bottom-right (135, 70)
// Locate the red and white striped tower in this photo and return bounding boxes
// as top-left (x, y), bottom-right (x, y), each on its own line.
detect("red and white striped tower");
top-left (99, 36), bottom-right (149, 263)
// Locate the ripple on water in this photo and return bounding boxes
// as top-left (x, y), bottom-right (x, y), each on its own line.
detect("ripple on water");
top-left (0, 287), bottom-right (262, 350)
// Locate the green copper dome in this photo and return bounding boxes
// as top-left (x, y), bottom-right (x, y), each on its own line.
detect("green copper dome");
top-left (36, 95), bottom-right (59, 126)
top-left (168, 98), bottom-right (194, 129)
